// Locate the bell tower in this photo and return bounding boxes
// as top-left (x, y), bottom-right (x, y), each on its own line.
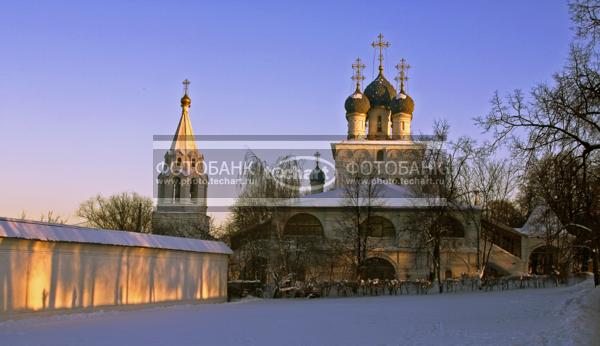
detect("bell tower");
top-left (152, 79), bottom-right (210, 238)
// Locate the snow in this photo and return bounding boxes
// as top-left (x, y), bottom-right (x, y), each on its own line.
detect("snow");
top-left (0, 280), bottom-right (597, 345)
top-left (516, 205), bottom-right (562, 236)
top-left (283, 184), bottom-right (447, 208)
top-left (0, 217), bottom-right (232, 255)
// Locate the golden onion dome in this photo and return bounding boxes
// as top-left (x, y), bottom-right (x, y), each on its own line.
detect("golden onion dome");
top-left (180, 93), bottom-right (191, 107)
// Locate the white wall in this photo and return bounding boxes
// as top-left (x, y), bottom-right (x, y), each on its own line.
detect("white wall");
top-left (0, 238), bottom-right (228, 319)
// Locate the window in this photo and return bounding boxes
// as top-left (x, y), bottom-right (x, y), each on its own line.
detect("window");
top-left (438, 216), bottom-right (465, 238)
top-left (377, 116), bottom-right (382, 132)
top-left (176, 157), bottom-right (182, 167)
top-left (284, 213), bottom-right (323, 237)
top-left (362, 216), bottom-right (395, 237)
top-left (376, 150), bottom-right (384, 162)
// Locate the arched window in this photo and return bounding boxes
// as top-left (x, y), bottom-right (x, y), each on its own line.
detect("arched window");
top-left (438, 216), bottom-right (465, 238)
top-left (362, 216), bottom-right (395, 237)
top-left (377, 116), bottom-right (382, 132)
top-left (376, 150), bottom-right (385, 162)
top-left (284, 213), bottom-right (323, 236)
top-left (191, 158), bottom-right (196, 171)
top-left (176, 157), bottom-right (182, 167)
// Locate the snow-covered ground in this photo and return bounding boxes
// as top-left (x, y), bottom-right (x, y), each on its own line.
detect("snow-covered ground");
top-left (1, 280), bottom-right (598, 346)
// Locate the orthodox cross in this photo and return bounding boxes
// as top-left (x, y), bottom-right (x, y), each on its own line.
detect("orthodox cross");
top-left (371, 33), bottom-right (390, 73)
top-left (314, 151), bottom-right (321, 167)
top-left (351, 57), bottom-right (366, 89)
top-left (182, 79), bottom-right (190, 95)
top-left (394, 58), bottom-right (410, 93)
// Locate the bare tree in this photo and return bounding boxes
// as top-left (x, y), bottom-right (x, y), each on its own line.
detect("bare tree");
top-left (19, 210), bottom-right (68, 224)
top-left (476, 0), bottom-right (600, 285)
top-left (76, 192), bottom-right (153, 232)
top-left (409, 121), bottom-right (476, 292)
top-left (337, 167), bottom-right (383, 279)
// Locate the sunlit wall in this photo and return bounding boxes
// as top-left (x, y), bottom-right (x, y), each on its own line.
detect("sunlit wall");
top-left (0, 238), bottom-right (228, 318)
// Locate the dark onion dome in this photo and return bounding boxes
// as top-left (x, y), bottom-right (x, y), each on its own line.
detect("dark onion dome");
top-left (310, 165), bottom-right (326, 183)
top-left (344, 87), bottom-right (371, 114)
top-left (363, 72), bottom-right (397, 108)
top-left (180, 93), bottom-right (191, 107)
top-left (390, 92), bottom-right (415, 114)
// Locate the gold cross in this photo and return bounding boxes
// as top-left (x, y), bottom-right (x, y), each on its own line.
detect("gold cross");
top-left (371, 33), bottom-right (390, 73)
top-left (351, 57), bottom-right (366, 89)
top-left (394, 58), bottom-right (411, 93)
top-left (182, 79), bottom-right (190, 95)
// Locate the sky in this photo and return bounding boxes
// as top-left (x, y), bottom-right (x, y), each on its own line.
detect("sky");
top-left (0, 0), bottom-right (573, 223)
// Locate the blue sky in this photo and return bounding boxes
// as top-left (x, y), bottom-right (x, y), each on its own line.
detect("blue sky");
top-left (0, 0), bottom-right (573, 221)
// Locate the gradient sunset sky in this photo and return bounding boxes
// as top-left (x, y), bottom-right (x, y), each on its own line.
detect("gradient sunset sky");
top-left (0, 0), bottom-right (572, 223)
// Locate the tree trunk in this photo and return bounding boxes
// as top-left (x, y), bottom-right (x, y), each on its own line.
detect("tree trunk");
top-left (593, 236), bottom-right (600, 287)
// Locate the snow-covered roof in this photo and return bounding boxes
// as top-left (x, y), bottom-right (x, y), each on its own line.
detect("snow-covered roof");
top-left (279, 184), bottom-right (448, 208)
top-left (0, 217), bottom-right (232, 255)
top-left (516, 205), bottom-right (562, 236)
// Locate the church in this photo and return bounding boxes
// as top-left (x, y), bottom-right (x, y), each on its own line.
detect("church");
top-left (156, 35), bottom-right (549, 284)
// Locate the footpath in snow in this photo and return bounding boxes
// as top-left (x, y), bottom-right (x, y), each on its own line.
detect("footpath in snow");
top-left (0, 279), bottom-right (598, 346)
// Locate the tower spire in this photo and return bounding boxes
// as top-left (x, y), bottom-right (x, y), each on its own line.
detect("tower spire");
top-left (351, 57), bottom-right (366, 90)
top-left (394, 58), bottom-right (411, 93)
top-left (173, 79), bottom-right (196, 152)
top-left (371, 33), bottom-right (390, 74)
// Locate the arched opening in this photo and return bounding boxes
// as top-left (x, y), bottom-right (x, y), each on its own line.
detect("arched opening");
top-left (376, 150), bottom-right (385, 162)
top-left (444, 269), bottom-right (453, 280)
top-left (157, 173), bottom-right (165, 199)
top-left (359, 257), bottom-right (396, 280)
top-left (190, 178), bottom-right (198, 202)
top-left (438, 216), bottom-right (465, 238)
top-left (284, 213), bottom-right (324, 237)
top-left (529, 246), bottom-right (559, 275)
top-left (362, 216), bottom-right (395, 237)
top-left (176, 157), bottom-right (182, 167)
top-left (173, 177), bottom-right (181, 202)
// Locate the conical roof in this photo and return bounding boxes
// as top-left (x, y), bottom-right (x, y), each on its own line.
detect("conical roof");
top-left (170, 95), bottom-right (198, 153)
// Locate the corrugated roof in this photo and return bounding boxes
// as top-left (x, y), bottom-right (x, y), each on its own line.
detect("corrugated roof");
top-left (0, 217), bottom-right (232, 255)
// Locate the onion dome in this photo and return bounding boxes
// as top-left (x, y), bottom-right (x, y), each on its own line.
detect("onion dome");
top-left (344, 86), bottom-right (371, 114)
top-left (310, 164), bottom-right (326, 184)
top-left (180, 93), bottom-right (191, 107)
top-left (390, 92), bottom-right (415, 115)
top-left (363, 72), bottom-right (397, 108)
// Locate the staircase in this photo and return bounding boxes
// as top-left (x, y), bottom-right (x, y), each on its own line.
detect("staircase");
top-left (487, 244), bottom-right (527, 276)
